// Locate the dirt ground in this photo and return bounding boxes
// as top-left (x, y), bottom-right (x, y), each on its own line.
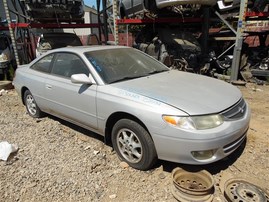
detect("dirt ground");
top-left (0, 82), bottom-right (268, 202)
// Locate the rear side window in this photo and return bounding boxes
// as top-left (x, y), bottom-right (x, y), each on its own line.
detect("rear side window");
top-left (30, 54), bottom-right (54, 73)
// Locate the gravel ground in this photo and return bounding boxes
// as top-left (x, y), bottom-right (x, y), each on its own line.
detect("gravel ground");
top-left (0, 83), bottom-right (268, 202)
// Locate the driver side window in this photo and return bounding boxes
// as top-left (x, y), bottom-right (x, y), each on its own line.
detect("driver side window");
top-left (51, 53), bottom-right (90, 78)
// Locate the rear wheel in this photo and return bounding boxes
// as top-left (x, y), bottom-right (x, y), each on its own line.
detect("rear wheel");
top-left (24, 90), bottom-right (44, 118)
top-left (112, 119), bottom-right (157, 170)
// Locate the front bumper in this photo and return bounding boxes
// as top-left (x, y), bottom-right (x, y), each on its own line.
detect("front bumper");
top-left (151, 104), bottom-right (251, 165)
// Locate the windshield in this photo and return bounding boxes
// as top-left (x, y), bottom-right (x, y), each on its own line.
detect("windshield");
top-left (84, 48), bottom-right (169, 84)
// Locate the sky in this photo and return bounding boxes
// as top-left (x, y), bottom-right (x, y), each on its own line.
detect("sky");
top-left (84, 0), bottom-right (98, 8)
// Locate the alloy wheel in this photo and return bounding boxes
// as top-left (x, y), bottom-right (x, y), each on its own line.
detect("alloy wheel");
top-left (116, 128), bottom-right (143, 163)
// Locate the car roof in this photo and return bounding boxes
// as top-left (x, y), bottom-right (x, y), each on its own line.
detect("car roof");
top-left (48, 45), bottom-right (132, 54)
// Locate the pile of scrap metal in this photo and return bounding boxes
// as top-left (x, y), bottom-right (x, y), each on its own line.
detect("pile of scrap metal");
top-left (133, 25), bottom-right (234, 77)
top-left (236, 40), bottom-right (269, 85)
top-left (217, 0), bottom-right (269, 19)
top-left (119, 0), bottom-right (218, 19)
top-left (134, 25), bottom-right (203, 73)
top-left (19, 0), bottom-right (84, 23)
top-left (119, 0), bottom-right (269, 19)
top-left (248, 46), bottom-right (269, 82)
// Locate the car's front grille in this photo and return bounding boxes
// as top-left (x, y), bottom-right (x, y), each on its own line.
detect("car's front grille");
top-left (221, 98), bottom-right (247, 120)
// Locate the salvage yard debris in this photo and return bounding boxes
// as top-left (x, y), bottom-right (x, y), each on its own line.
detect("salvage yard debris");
top-left (223, 178), bottom-right (269, 202)
top-left (0, 89), bottom-right (8, 96)
top-left (0, 141), bottom-right (18, 161)
top-left (171, 168), bottom-right (269, 202)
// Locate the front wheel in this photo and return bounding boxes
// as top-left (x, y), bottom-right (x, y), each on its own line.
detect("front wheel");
top-left (112, 119), bottom-right (157, 170)
top-left (23, 90), bottom-right (44, 118)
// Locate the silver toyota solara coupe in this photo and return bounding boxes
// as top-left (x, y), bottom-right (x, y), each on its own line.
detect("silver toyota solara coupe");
top-left (13, 46), bottom-right (251, 170)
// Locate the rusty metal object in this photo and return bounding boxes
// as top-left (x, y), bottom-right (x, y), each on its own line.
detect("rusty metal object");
top-left (171, 167), bottom-right (214, 202)
top-left (224, 178), bottom-right (269, 202)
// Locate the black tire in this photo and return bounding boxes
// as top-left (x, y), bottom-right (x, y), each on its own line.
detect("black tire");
top-left (112, 119), bottom-right (157, 170)
top-left (23, 90), bottom-right (44, 118)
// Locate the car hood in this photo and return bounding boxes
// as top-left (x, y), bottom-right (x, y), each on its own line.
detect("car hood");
top-left (112, 70), bottom-right (241, 115)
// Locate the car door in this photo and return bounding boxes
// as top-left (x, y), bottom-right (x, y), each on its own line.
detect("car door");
top-left (44, 52), bottom-right (98, 129)
top-left (27, 54), bottom-right (54, 111)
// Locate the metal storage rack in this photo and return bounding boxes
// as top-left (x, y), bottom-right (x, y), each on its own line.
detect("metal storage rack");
top-left (111, 0), bottom-right (269, 81)
top-left (214, 0), bottom-right (269, 81)
top-left (1, 0), bottom-right (268, 81)
top-left (0, 0), bottom-right (106, 65)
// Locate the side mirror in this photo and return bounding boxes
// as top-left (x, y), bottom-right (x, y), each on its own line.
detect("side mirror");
top-left (71, 74), bottom-right (95, 85)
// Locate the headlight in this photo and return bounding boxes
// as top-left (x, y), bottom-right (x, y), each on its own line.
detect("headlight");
top-left (162, 114), bottom-right (224, 130)
top-left (0, 53), bottom-right (8, 62)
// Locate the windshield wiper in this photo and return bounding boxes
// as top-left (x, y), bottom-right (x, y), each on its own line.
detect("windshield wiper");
top-left (148, 69), bottom-right (168, 75)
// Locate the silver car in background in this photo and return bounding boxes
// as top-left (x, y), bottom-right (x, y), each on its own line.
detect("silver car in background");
top-left (119, 0), bottom-right (217, 18)
top-left (13, 46), bottom-right (250, 170)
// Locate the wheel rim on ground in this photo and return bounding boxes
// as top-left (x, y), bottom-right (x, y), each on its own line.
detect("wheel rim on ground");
top-left (224, 179), bottom-right (269, 202)
top-left (116, 128), bottom-right (143, 163)
top-left (171, 168), bottom-right (215, 202)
